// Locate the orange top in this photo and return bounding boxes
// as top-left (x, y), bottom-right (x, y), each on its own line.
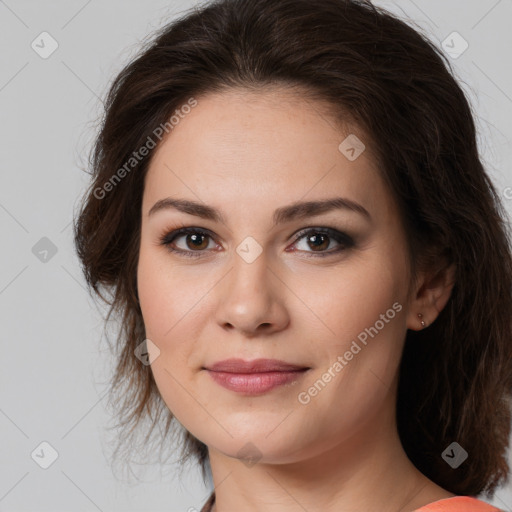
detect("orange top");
top-left (200, 493), bottom-right (503, 512)
top-left (413, 496), bottom-right (503, 511)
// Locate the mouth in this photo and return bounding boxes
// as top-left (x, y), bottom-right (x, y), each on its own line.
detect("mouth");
top-left (203, 358), bottom-right (310, 395)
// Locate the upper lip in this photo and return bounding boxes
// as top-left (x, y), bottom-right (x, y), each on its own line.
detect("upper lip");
top-left (205, 358), bottom-right (309, 373)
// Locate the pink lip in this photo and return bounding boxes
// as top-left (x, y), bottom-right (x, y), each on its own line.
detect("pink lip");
top-left (204, 358), bottom-right (310, 395)
top-left (206, 358), bottom-right (308, 373)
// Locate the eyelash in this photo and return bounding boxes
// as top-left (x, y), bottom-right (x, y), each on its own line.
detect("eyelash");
top-left (158, 225), bottom-right (355, 259)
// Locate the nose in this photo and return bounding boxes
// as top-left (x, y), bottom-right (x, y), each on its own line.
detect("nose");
top-left (214, 251), bottom-right (290, 337)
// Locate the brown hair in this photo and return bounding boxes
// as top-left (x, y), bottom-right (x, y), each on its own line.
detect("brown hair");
top-left (73, 0), bottom-right (512, 497)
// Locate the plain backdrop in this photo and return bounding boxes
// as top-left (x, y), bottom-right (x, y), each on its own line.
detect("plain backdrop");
top-left (1, 0), bottom-right (511, 510)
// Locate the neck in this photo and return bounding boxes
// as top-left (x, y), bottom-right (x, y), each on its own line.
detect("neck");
top-left (207, 385), bottom-right (450, 512)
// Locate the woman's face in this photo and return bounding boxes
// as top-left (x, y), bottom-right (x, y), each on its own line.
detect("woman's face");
top-left (137, 88), bottom-right (418, 464)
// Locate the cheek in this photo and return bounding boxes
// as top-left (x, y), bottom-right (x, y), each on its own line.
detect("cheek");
top-left (137, 248), bottom-right (199, 421)
top-left (137, 244), bottom-right (207, 366)
top-left (312, 251), bottom-right (407, 399)
top-left (137, 244), bottom-right (187, 338)
top-left (300, 267), bottom-right (406, 439)
top-left (306, 254), bottom-right (402, 343)
top-left (137, 254), bottom-right (167, 338)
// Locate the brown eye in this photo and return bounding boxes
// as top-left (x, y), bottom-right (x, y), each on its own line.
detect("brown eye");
top-left (305, 232), bottom-right (330, 251)
top-left (291, 228), bottom-right (354, 257)
top-left (160, 228), bottom-right (216, 258)
top-left (183, 232), bottom-right (209, 251)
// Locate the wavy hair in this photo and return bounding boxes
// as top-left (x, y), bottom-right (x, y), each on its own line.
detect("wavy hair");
top-left (73, 0), bottom-right (512, 497)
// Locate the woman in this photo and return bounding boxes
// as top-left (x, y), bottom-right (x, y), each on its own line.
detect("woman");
top-left (73, 0), bottom-right (512, 510)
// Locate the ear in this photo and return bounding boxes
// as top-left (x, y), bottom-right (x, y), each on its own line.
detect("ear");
top-left (406, 262), bottom-right (456, 331)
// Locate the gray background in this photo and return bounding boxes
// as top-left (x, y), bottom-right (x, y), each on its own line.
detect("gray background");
top-left (1, 0), bottom-right (511, 510)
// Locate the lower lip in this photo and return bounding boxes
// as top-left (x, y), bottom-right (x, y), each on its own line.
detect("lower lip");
top-left (206, 369), bottom-right (308, 394)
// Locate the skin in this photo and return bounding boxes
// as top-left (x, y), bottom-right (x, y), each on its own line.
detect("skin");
top-left (137, 87), bottom-right (457, 512)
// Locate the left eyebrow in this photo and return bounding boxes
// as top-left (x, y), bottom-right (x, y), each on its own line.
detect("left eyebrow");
top-left (147, 196), bottom-right (372, 225)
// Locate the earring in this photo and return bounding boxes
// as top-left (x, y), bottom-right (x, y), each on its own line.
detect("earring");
top-left (418, 313), bottom-right (426, 328)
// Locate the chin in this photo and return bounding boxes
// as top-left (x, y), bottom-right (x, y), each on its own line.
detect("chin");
top-left (203, 425), bottom-right (311, 466)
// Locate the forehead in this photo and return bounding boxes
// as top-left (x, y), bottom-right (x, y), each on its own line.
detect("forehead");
top-left (143, 88), bottom-right (394, 222)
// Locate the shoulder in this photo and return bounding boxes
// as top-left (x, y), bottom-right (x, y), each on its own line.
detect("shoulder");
top-left (414, 496), bottom-right (503, 512)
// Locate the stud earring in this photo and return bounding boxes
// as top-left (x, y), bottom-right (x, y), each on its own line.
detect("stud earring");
top-left (418, 313), bottom-right (426, 328)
